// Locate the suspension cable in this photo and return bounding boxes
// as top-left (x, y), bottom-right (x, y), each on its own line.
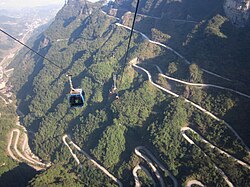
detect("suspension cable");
top-left (66, 74), bottom-right (74, 90)
top-left (119, 0), bottom-right (140, 87)
top-left (124, 0), bottom-right (140, 66)
top-left (0, 28), bottom-right (63, 70)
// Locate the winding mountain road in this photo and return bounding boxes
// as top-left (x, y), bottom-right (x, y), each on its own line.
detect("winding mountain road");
top-left (62, 135), bottom-right (123, 187)
top-left (4, 8), bottom-right (247, 185)
top-left (101, 10), bottom-right (120, 20)
top-left (7, 129), bottom-right (46, 170)
top-left (7, 116), bottom-right (47, 169)
top-left (133, 63), bottom-right (219, 118)
top-left (21, 133), bottom-right (47, 167)
top-left (135, 147), bottom-right (165, 187)
top-left (133, 165), bottom-right (141, 187)
top-left (154, 65), bottom-right (250, 99)
top-left (116, 21), bottom-right (250, 153)
top-left (135, 146), bottom-right (178, 187)
top-left (7, 130), bottom-right (21, 162)
top-left (181, 127), bottom-right (250, 169)
top-left (186, 180), bottom-right (204, 187)
top-left (133, 64), bottom-right (250, 152)
top-left (132, 165), bottom-right (156, 187)
top-left (181, 127), bottom-right (234, 187)
top-left (63, 134), bottom-right (176, 187)
top-left (115, 23), bottom-right (232, 82)
top-left (62, 135), bottom-right (81, 166)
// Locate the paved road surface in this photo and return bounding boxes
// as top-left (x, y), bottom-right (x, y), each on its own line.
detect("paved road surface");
top-left (181, 127), bottom-right (250, 169)
top-left (154, 65), bottom-right (250, 99)
top-left (186, 180), bottom-right (204, 187)
top-left (63, 135), bottom-right (123, 187)
top-left (132, 165), bottom-right (156, 187)
top-left (133, 63), bottom-right (250, 152)
top-left (135, 146), bottom-right (178, 187)
top-left (7, 130), bottom-right (21, 162)
top-left (135, 147), bottom-right (165, 187)
top-left (116, 23), bottom-right (232, 82)
top-left (181, 127), bottom-right (234, 187)
top-left (7, 129), bottom-right (45, 170)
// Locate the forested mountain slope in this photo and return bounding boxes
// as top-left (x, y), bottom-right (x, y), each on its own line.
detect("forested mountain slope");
top-left (5, 0), bottom-right (250, 186)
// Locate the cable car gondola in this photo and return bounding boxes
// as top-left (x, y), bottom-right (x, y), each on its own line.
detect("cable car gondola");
top-left (67, 75), bottom-right (85, 108)
top-left (109, 73), bottom-right (119, 99)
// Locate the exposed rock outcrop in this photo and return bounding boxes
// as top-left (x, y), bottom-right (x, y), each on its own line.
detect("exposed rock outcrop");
top-left (224, 0), bottom-right (250, 27)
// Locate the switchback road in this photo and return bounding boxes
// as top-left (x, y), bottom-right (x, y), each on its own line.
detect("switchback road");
top-left (133, 63), bottom-right (250, 152)
top-left (181, 127), bottom-right (234, 187)
top-left (135, 146), bottom-right (178, 187)
top-left (7, 129), bottom-right (46, 171)
top-left (154, 65), bottom-right (250, 99)
top-left (62, 135), bottom-right (123, 187)
top-left (132, 165), bottom-right (156, 187)
top-left (116, 23), bottom-right (232, 82)
top-left (181, 127), bottom-right (250, 169)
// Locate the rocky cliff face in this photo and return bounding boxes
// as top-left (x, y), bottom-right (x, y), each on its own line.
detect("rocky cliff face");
top-left (224, 0), bottom-right (250, 27)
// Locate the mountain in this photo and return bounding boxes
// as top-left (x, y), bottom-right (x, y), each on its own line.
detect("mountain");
top-left (0, 5), bottom-right (62, 64)
top-left (2, 0), bottom-right (250, 186)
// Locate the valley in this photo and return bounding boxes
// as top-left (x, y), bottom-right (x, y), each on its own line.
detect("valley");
top-left (1, 0), bottom-right (250, 186)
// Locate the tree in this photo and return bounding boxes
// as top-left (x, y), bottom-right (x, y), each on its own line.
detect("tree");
top-left (189, 63), bottom-right (202, 83)
top-left (168, 62), bottom-right (178, 74)
top-left (92, 124), bottom-right (127, 169)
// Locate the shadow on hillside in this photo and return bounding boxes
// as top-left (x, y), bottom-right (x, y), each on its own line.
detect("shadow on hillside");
top-left (69, 17), bottom-right (90, 44)
top-left (16, 36), bottom-right (51, 116)
top-left (0, 163), bottom-right (38, 187)
top-left (63, 16), bottom-right (76, 28)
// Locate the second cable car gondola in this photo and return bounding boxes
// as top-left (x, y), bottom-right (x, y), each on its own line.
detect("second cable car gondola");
top-left (109, 73), bottom-right (119, 99)
top-left (67, 74), bottom-right (85, 108)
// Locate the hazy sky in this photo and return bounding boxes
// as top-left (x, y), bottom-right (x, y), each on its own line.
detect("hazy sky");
top-left (0, 0), bottom-right (63, 8)
top-left (0, 0), bottom-right (100, 9)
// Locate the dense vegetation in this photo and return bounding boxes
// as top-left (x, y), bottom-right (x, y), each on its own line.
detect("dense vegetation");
top-left (0, 98), bottom-right (39, 186)
top-left (0, 98), bottom-right (17, 176)
top-left (1, 0), bottom-right (249, 186)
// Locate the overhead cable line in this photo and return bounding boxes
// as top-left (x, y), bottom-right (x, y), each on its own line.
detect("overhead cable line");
top-left (0, 28), bottom-right (62, 70)
top-left (0, 0), bottom-right (92, 71)
top-left (119, 0), bottom-right (140, 86)
top-left (123, 0), bottom-right (140, 66)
